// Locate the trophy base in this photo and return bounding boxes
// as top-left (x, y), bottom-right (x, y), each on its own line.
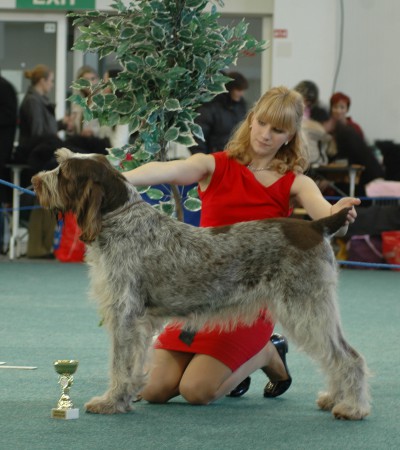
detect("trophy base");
top-left (51, 408), bottom-right (79, 420)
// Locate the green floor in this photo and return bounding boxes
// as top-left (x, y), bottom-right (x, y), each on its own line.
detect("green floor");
top-left (0, 261), bottom-right (399, 450)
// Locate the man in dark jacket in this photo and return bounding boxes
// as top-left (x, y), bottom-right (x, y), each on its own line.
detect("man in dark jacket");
top-left (190, 71), bottom-right (248, 154)
top-left (0, 73), bottom-right (18, 202)
top-left (0, 73), bottom-right (18, 252)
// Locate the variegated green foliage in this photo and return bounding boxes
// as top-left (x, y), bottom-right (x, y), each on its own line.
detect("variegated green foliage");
top-left (69, 0), bottom-right (265, 216)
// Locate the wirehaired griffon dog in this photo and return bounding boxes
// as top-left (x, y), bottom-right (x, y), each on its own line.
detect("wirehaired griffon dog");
top-left (32, 148), bottom-right (370, 420)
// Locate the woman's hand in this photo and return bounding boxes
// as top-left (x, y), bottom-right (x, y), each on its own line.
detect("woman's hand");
top-left (331, 197), bottom-right (361, 225)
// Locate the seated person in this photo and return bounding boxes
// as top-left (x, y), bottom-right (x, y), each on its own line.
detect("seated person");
top-left (315, 114), bottom-right (384, 196)
top-left (330, 92), bottom-right (365, 139)
top-left (302, 109), bottom-right (332, 167)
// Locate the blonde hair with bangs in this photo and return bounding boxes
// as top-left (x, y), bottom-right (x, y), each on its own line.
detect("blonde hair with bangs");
top-left (226, 86), bottom-right (308, 174)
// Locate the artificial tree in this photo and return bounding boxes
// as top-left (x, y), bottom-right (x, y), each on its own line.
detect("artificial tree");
top-left (69, 0), bottom-right (266, 219)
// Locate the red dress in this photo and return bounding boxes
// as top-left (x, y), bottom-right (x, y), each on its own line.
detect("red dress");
top-left (155, 151), bottom-right (296, 371)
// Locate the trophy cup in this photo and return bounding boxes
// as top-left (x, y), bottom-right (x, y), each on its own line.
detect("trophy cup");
top-left (51, 360), bottom-right (79, 419)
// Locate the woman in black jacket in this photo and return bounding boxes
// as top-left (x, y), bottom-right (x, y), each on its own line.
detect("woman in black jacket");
top-left (17, 64), bottom-right (68, 164)
top-left (17, 65), bottom-right (68, 258)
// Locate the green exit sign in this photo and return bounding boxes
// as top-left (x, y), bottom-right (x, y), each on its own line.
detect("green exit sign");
top-left (16, 0), bottom-right (95, 9)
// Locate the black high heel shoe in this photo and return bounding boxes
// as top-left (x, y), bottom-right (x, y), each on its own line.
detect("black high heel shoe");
top-left (263, 333), bottom-right (292, 398)
top-left (226, 376), bottom-right (251, 397)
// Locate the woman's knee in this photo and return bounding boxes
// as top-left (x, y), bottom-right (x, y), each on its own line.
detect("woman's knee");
top-left (179, 378), bottom-right (217, 405)
top-left (141, 383), bottom-right (175, 404)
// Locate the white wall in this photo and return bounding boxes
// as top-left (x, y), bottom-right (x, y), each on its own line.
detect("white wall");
top-left (272, 0), bottom-right (400, 144)
top-left (336, 0), bottom-right (400, 143)
top-left (272, 0), bottom-right (337, 100)
top-left (2, 0), bottom-right (399, 144)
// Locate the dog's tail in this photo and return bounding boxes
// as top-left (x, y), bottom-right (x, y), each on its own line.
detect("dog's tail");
top-left (312, 207), bottom-right (351, 236)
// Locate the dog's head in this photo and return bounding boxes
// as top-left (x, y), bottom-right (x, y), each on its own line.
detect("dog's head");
top-left (32, 148), bottom-right (130, 243)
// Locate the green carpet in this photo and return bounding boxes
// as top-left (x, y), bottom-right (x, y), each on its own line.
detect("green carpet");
top-left (0, 261), bottom-right (399, 450)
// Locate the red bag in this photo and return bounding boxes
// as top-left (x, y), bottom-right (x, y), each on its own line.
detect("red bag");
top-left (53, 212), bottom-right (85, 263)
top-left (381, 231), bottom-right (400, 270)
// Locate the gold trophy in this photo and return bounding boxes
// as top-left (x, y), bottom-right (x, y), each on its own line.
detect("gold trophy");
top-left (51, 360), bottom-right (79, 419)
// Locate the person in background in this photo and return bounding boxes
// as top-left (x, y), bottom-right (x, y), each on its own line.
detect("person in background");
top-left (68, 65), bottom-right (111, 153)
top-left (16, 64), bottom-right (68, 258)
top-left (103, 68), bottom-right (130, 148)
top-left (0, 72), bottom-right (18, 253)
top-left (0, 72), bottom-right (18, 204)
top-left (294, 82), bottom-right (331, 167)
top-left (330, 92), bottom-right (365, 140)
top-left (16, 64), bottom-right (69, 164)
top-left (294, 80), bottom-right (328, 121)
top-left (122, 86), bottom-right (360, 405)
top-left (314, 110), bottom-right (384, 196)
top-left (190, 71), bottom-right (249, 154)
top-left (332, 122), bottom-right (384, 195)
top-left (301, 115), bottom-right (332, 167)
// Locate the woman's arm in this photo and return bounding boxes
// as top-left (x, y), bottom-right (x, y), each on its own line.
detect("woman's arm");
top-left (123, 152), bottom-right (215, 188)
top-left (291, 174), bottom-right (361, 227)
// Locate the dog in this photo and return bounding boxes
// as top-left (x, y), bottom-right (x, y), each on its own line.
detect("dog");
top-left (32, 148), bottom-right (370, 420)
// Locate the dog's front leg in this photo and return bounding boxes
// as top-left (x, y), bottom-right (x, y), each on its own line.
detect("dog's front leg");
top-left (85, 316), bottom-right (154, 414)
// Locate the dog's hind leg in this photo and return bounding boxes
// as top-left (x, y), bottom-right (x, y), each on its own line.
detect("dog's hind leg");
top-left (317, 326), bottom-right (371, 420)
top-left (277, 286), bottom-right (370, 420)
top-left (85, 316), bottom-right (154, 414)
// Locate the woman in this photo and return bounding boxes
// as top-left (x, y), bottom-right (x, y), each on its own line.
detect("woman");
top-left (330, 92), bottom-right (364, 139)
top-left (18, 64), bottom-right (68, 258)
top-left (68, 65), bottom-right (112, 153)
top-left (123, 86), bottom-right (360, 405)
top-left (18, 64), bottom-right (68, 159)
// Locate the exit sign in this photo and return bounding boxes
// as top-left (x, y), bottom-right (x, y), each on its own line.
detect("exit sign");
top-left (16, 0), bottom-right (95, 9)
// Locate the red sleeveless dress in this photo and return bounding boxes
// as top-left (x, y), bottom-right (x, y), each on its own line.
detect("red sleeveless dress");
top-left (154, 151), bottom-right (296, 370)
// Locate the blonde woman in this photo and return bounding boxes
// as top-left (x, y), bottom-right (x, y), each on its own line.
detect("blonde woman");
top-left (123, 86), bottom-right (360, 405)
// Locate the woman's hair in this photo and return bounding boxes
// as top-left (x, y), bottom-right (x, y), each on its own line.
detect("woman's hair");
top-left (24, 64), bottom-right (52, 86)
top-left (76, 65), bottom-right (97, 80)
top-left (330, 92), bottom-right (351, 109)
top-left (294, 80), bottom-right (319, 107)
top-left (226, 86), bottom-right (308, 174)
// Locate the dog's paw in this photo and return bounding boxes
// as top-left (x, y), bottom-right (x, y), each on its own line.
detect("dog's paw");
top-left (332, 402), bottom-right (370, 420)
top-left (85, 395), bottom-right (132, 414)
top-left (317, 392), bottom-right (335, 411)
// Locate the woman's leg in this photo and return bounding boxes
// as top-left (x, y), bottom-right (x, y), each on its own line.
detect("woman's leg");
top-left (140, 349), bottom-right (194, 403)
top-left (179, 340), bottom-right (290, 405)
top-left (178, 354), bottom-right (233, 405)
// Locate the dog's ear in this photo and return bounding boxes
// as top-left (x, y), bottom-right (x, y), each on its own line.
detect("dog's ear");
top-left (55, 147), bottom-right (75, 164)
top-left (75, 179), bottom-right (104, 243)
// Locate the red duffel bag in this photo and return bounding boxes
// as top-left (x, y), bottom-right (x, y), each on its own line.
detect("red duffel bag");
top-left (381, 230), bottom-right (400, 271)
top-left (53, 212), bottom-right (85, 263)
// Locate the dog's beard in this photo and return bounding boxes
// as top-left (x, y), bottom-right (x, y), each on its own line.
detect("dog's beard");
top-left (35, 174), bottom-right (64, 210)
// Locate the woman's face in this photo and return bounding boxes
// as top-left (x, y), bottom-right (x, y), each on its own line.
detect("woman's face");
top-left (80, 71), bottom-right (98, 96)
top-left (249, 116), bottom-right (292, 158)
top-left (40, 72), bottom-right (54, 95)
top-left (331, 100), bottom-right (349, 122)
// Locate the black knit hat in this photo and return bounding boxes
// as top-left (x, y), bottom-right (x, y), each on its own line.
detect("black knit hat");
top-left (225, 71), bottom-right (249, 92)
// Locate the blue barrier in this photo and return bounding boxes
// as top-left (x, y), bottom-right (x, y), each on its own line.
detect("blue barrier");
top-left (338, 260), bottom-right (400, 270)
top-left (0, 178), bottom-right (36, 197)
top-left (1, 177), bottom-right (399, 269)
